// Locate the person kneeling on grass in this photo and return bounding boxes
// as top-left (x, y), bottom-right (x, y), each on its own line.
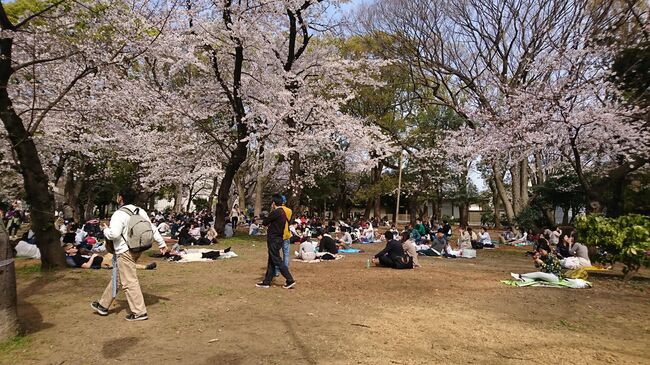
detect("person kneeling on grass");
top-left (511, 241), bottom-right (563, 283)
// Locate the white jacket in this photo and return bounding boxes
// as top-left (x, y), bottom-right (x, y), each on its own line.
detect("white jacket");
top-left (103, 204), bottom-right (166, 255)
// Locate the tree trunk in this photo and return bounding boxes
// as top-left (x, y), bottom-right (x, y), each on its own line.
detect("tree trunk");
top-left (185, 184), bottom-right (194, 212)
top-left (488, 178), bottom-right (501, 229)
top-left (459, 201), bottom-right (469, 227)
top-left (0, 36), bottom-right (65, 269)
top-left (172, 184), bottom-right (183, 213)
top-left (236, 174), bottom-right (246, 210)
top-left (511, 165), bottom-right (522, 215)
top-left (287, 152), bottom-right (302, 209)
top-left (214, 140), bottom-right (248, 235)
top-left (254, 173), bottom-right (265, 218)
top-left (493, 165), bottom-right (515, 223)
top-left (407, 198), bottom-right (417, 225)
top-left (0, 220), bottom-right (19, 341)
top-left (520, 159), bottom-right (529, 208)
top-left (534, 152), bottom-right (545, 186)
top-left (363, 198), bottom-right (372, 220)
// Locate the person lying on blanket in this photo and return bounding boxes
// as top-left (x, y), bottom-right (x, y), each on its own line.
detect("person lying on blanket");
top-left (511, 241), bottom-right (563, 283)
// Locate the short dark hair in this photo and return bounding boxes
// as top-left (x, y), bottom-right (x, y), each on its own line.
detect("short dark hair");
top-left (537, 241), bottom-right (551, 252)
top-left (384, 231), bottom-right (394, 240)
top-left (119, 187), bottom-right (137, 204)
top-left (271, 194), bottom-right (283, 206)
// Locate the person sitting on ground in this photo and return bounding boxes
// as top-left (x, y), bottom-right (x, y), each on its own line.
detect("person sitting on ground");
top-left (511, 241), bottom-right (563, 283)
top-left (317, 231), bottom-right (339, 255)
top-left (295, 239), bottom-right (317, 261)
top-left (442, 220), bottom-right (452, 238)
top-left (372, 231), bottom-right (404, 267)
top-left (63, 243), bottom-right (103, 269)
top-left (362, 222), bottom-right (375, 243)
top-left (372, 231), bottom-right (413, 269)
top-left (156, 220), bottom-right (171, 236)
top-left (224, 221), bottom-right (234, 238)
top-left (249, 219), bottom-right (260, 236)
top-left (389, 224), bottom-right (399, 236)
top-left (400, 232), bottom-right (421, 268)
top-left (430, 228), bottom-right (448, 255)
top-left (61, 224), bottom-right (77, 246)
top-left (477, 227), bottom-right (493, 248)
top-left (414, 219), bottom-right (426, 238)
top-left (339, 230), bottom-right (353, 247)
top-left (467, 227), bottom-right (479, 248)
top-left (548, 226), bottom-right (562, 246)
top-left (75, 224), bottom-right (87, 245)
top-left (458, 226), bottom-right (472, 250)
top-left (178, 223), bottom-right (198, 246)
top-left (499, 226), bottom-right (515, 245)
top-left (560, 231), bottom-right (591, 269)
top-left (409, 224), bottom-right (422, 243)
top-left (189, 222), bottom-right (201, 241)
top-left (205, 224), bottom-right (218, 244)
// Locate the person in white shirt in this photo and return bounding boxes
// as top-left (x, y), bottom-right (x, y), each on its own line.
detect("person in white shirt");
top-left (156, 221), bottom-right (171, 236)
top-left (91, 188), bottom-right (167, 321)
top-left (479, 227), bottom-right (493, 248)
top-left (75, 226), bottom-right (88, 245)
top-left (249, 220), bottom-right (260, 235)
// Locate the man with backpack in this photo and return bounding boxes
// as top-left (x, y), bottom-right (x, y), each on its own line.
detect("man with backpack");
top-left (256, 194), bottom-right (295, 289)
top-left (91, 188), bottom-right (167, 321)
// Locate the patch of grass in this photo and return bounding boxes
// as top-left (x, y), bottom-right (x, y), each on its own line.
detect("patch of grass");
top-left (558, 320), bottom-right (578, 331)
top-left (15, 264), bottom-right (41, 276)
top-left (221, 235), bottom-right (266, 246)
top-left (0, 335), bottom-right (30, 354)
top-left (204, 286), bottom-right (228, 296)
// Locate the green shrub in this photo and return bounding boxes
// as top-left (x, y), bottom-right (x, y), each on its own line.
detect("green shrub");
top-left (575, 214), bottom-right (650, 280)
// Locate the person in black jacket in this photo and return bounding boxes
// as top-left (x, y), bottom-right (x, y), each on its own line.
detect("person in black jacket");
top-left (256, 194), bottom-right (296, 289)
top-left (372, 231), bottom-right (406, 268)
top-left (317, 231), bottom-right (339, 254)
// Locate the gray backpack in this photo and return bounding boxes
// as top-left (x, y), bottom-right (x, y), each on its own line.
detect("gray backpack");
top-left (120, 206), bottom-right (154, 252)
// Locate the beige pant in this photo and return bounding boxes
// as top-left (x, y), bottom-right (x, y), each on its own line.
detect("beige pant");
top-left (99, 251), bottom-right (146, 316)
top-left (102, 253), bottom-right (147, 270)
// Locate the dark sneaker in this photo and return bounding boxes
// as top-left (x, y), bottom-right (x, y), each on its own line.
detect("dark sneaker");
top-left (255, 282), bottom-right (270, 288)
top-left (145, 262), bottom-right (157, 270)
top-left (91, 301), bottom-right (108, 316)
top-left (125, 313), bottom-right (148, 321)
top-left (283, 281), bottom-right (296, 289)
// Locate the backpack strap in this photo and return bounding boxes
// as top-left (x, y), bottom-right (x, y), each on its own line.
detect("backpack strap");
top-left (119, 206), bottom-right (134, 216)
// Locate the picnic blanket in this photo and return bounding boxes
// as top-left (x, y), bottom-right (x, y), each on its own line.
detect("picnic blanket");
top-left (339, 248), bottom-right (362, 253)
top-left (583, 266), bottom-right (611, 271)
top-left (175, 249), bottom-right (238, 263)
top-left (293, 254), bottom-right (344, 263)
top-left (501, 278), bottom-right (591, 289)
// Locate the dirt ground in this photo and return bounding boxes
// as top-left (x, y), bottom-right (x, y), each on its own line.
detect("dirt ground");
top-left (2, 234), bottom-right (650, 365)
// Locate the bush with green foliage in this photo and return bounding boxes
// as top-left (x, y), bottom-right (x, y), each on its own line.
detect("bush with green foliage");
top-left (513, 207), bottom-right (547, 231)
top-left (575, 214), bottom-right (650, 280)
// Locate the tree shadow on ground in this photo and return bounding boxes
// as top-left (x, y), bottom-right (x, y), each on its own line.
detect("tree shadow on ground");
top-left (16, 299), bottom-right (54, 335)
top-left (588, 270), bottom-right (650, 284)
top-left (110, 292), bottom-right (170, 314)
top-left (102, 336), bottom-right (141, 359)
top-left (203, 352), bottom-right (244, 365)
top-left (281, 315), bottom-right (316, 365)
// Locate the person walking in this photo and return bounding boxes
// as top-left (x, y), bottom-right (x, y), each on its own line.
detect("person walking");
top-left (90, 188), bottom-right (167, 321)
top-left (257, 194), bottom-right (295, 289)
